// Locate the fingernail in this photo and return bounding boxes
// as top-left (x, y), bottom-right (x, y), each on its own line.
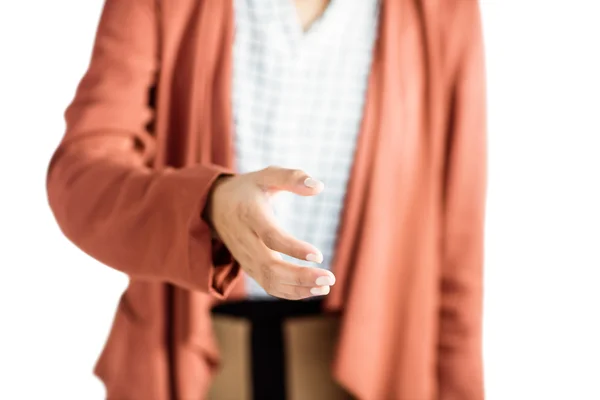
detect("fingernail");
top-left (304, 177), bottom-right (322, 188)
top-left (315, 275), bottom-right (335, 286)
top-left (310, 286), bottom-right (330, 296)
top-left (306, 253), bottom-right (323, 263)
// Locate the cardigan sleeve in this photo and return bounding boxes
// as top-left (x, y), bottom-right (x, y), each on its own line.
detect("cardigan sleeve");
top-left (46, 0), bottom-right (240, 298)
top-left (438, 2), bottom-right (487, 399)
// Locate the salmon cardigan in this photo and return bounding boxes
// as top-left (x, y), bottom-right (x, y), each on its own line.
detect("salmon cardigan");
top-left (47, 0), bottom-right (487, 398)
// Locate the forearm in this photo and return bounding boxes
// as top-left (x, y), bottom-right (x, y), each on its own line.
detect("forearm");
top-left (47, 137), bottom-right (240, 296)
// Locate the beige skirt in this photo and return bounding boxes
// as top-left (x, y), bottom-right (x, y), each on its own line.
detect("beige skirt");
top-left (209, 300), bottom-right (352, 400)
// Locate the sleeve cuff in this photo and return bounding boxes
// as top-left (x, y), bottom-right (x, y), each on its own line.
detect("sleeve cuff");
top-left (208, 239), bottom-right (242, 298)
top-left (186, 164), bottom-right (241, 298)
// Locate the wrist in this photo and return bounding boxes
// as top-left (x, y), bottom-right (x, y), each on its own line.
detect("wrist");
top-left (203, 174), bottom-right (233, 233)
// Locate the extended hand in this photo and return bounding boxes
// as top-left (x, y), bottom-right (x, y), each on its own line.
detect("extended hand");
top-left (207, 166), bottom-right (336, 300)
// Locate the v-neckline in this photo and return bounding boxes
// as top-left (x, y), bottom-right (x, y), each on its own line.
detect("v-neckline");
top-left (277, 0), bottom-right (348, 49)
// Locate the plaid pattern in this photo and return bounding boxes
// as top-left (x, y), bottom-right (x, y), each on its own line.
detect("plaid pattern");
top-left (232, 0), bottom-right (380, 298)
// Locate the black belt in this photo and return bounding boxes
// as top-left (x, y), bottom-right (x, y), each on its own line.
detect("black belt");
top-left (211, 299), bottom-right (323, 399)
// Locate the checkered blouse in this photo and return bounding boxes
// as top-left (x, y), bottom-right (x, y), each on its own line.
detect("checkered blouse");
top-left (232, 0), bottom-right (380, 298)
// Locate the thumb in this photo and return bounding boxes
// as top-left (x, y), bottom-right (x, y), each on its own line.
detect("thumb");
top-left (255, 166), bottom-right (324, 196)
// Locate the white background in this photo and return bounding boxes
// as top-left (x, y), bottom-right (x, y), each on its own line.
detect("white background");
top-left (1, 1), bottom-right (599, 399)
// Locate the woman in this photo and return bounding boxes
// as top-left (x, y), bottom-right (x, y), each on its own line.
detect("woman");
top-left (47, 0), bottom-right (487, 398)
